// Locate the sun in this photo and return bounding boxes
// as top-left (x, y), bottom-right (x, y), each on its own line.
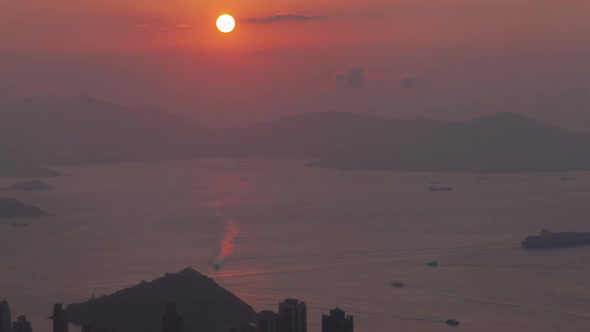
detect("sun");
top-left (216, 14), bottom-right (236, 33)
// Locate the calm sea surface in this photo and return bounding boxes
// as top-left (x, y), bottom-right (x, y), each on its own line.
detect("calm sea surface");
top-left (1, 158), bottom-right (590, 332)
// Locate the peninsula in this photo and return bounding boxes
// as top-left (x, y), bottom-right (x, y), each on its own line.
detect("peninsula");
top-left (4, 179), bottom-right (54, 192)
top-left (0, 198), bottom-right (49, 218)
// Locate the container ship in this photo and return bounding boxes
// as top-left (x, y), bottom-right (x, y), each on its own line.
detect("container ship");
top-left (521, 229), bottom-right (590, 249)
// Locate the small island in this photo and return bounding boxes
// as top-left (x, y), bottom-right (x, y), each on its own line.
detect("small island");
top-left (0, 198), bottom-right (49, 218)
top-left (4, 179), bottom-right (54, 192)
top-left (0, 163), bottom-right (61, 178)
top-left (66, 268), bottom-right (256, 332)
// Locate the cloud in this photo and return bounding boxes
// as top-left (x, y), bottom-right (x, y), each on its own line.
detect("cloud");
top-left (332, 66), bottom-right (426, 93)
top-left (400, 76), bottom-right (417, 88)
top-left (243, 12), bottom-right (324, 24)
top-left (336, 66), bottom-right (366, 88)
top-left (135, 23), bottom-right (191, 32)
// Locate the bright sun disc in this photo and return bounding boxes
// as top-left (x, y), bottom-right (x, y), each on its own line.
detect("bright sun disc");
top-left (216, 14), bottom-right (235, 33)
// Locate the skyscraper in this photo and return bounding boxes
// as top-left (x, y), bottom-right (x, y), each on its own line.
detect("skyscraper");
top-left (227, 323), bottom-right (256, 332)
top-left (0, 300), bottom-right (10, 332)
top-left (161, 303), bottom-right (184, 332)
top-left (12, 316), bottom-right (32, 332)
top-left (321, 308), bottom-right (353, 332)
top-left (256, 310), bottom-right (279, 332)
top-left (81, 324), bottom-right (118, 332)
top-left (278, 299), bottom-right (306, 332)
top-left (52, 303), bottom-right (68, 332)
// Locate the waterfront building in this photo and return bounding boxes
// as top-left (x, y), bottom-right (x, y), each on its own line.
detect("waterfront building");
top-left (278, 299), bottom-right (306, 332)
top-left (12, 316), bottom-right (32, 332)
top-left (256, 310), bottom-right (279, 332)
top-left (53, 303), bottom-right (68, 332)
top-left (0, 300), bottom-right (10, 332)
top-left (321, 308), bottom-right (353, 332)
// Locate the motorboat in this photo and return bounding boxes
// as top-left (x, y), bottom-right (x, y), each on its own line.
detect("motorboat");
top-left (391, 281), bottom-right (404, 288)
top-left (446, 319), bottom-right (460, 326)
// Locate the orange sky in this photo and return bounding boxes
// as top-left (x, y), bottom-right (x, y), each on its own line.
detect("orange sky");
top-left (2, 0), bottom-right (587, 53)
top-left (1, 0), bottom-right (590, 129)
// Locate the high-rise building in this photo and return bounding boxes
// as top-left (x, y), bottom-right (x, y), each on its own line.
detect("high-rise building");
top-left (321, 308), bottom-right (353, 332)
top-left (81, 324), bottom-right (118, 332)
top-left (0, 300), bottom-right (10, 332)
top-left (52, 303), bottom-right (68, 332)
top-left (256, 310), bottom-right (279, 332)
top-left (161, 303), bottom-right (184, 332)
top-left (12, 316), bottom-right (33, 332)
top-left (227, 323), bottom-right (256, 332)
top-left (278, 299), bottom-right (306, 332)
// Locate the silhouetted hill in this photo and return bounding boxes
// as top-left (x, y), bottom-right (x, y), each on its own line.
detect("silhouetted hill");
top-left (209, 112), bottom-right (446, 158)
top-left (0, 96), bottom-right (204, 164)
top-left (309, 112), bottom-right (590, 172)
top-left (4, 180), bottom-right (54, 192)
top-left (66, 268), bottom-right (255, 332)
top-left (0, 198), bottom-right (49, 218)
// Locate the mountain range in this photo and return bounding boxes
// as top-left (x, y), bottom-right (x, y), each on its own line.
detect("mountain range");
top-left (1, 95), bottom-right (589, 173)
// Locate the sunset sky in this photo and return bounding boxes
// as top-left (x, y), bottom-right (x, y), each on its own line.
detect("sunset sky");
top-left (1, 0), bottom-right (590, 129)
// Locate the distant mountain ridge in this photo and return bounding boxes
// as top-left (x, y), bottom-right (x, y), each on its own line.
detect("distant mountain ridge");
top-left (2, 95), bottom-right (589, 172)
top-left (0, 95), bottom-right (204, 164)
top-left (310, 112), bottom-right (590, 172)
top-left (211, 111), bottom-right (447, 158)
top-left (0, 142), bottom-right (61, 177)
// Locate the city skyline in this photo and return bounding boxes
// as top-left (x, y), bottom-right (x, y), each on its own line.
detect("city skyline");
top-left (0, 299), bottom-right (355, 332)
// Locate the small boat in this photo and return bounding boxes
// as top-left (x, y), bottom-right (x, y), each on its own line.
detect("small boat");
top-left (561, 176), bottom-right (575, 181)
top-left (429, 185), bottom-right (453, 192)
top-left (427, 261), bottom-right (438, 267)
top-left (446, 319), bottom-right (460, 326)
top-left (11, 222), bottom-right (28, 227)
top-left (212, 263), bottom-right (221, 271)
top-left (391, 281), bottom-right (404, 288)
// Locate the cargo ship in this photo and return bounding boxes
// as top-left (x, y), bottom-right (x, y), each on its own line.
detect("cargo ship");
top-left (521, 229), bottom-right (590, 249)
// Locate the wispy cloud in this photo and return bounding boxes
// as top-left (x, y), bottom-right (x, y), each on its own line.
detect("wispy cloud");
top-left (243, 12), bottom-right (325, 24)
top-left (135, 22), bottom-right (191, 32)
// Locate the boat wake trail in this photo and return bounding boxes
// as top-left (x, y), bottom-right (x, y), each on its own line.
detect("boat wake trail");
top-left (204, 173), bottom-right (252, 271)
top-left (210, 215), bottom-right (239, 271)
